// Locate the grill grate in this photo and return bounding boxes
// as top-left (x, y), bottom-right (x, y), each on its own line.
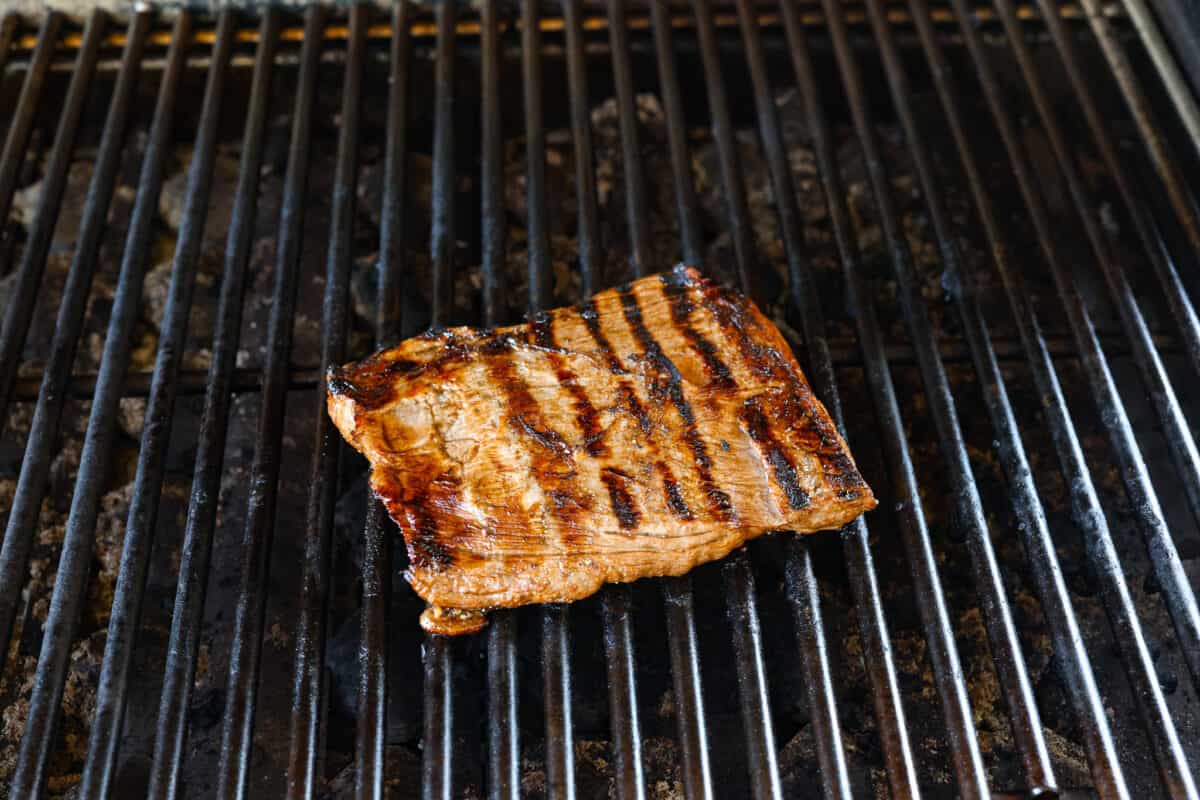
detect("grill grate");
top-left (0, 2), bottom-right (1198, 798)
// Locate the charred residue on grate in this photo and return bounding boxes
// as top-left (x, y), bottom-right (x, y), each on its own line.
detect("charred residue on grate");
top-left (0, 3), bottom-right (1199, 799)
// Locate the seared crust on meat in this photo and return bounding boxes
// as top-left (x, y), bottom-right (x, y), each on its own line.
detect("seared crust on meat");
top-left (329, 267), bottom-right (876, 634)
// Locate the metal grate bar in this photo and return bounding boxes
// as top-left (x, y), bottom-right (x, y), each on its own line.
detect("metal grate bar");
top-left (824, 0), bottom-right (1059, 790)
top-left (768, 9), bottom-right (916, 796)
top-left (599, 588), bottom-right (646, 800)
top-left (486, 610), bottom-right (521, 800)
top-left (80, 11), bottom-right (231, 798)
top-left (564, 0), bottom-right (601, 295)
top-left (524, 0), bottom-right (553, 316)
top-left (690, 4), bottom-right (786, 798)
top-left (646, 8), bottom-right (717, 799)
top-left (951, 0), bottom-right (1200, 701)
top-left (0, 10), bottom-right (91, 423)
top-left (650, 0), bottom-right (703, 267)
top-left (991, 0), bottom-right (1200, 675)
top-left (909, 0), bottom-right (1200, 792)
top-left (1081, 0), bottom-right (1200, 275)
top-left (780, 5), bottom-right (994, 797)
top-left (0, 9), bottom-right (101, 427)
top-left (287, 6), bottom-right (366, 797)
top-left (609, 0), bottom-right (652, 276)
top-left (481, 0), bottom-right (506, 327)
top-left (214, 9), bottom-right (324, 797)
top-left (8, 13), bottom-right (191, 798)
top-left (862, 1), bottom-right (1130, 794)
top-left (524, 2), bottom-right (578, 793)
top-left (602, 0), bottom-right (657, 795)
top-left (0, 12), bottom-right (60, 272)
top-left (771, 5), bottom-right (922, 797)
top-left (542, 603), bottom-right (577, 799)
top-left (1129, 0), bottom-right (1200, 104)
top-left (430, 0), bottom-right (458, 329)
top-left (423, 637), bottom-right (455, 800)
top-left (1028, 0), bottom-right (1200, 388)
top-left (145, 11), bottom-right (278, 799)
top-left (479, 5), bottom-right (521, 800)
top-left (423, 3), bottom-right (459, 798)
top-left (731, 3), bottom-right (855, 798)
top-left (0, 7), bottom-right (147, 684)
top-left (0, 14), bottom-right (18, 73)
top-left (1117, 0), bottom-right (1200, 159)
top-left (691, 0), bottom-right (756, 301)
top-left (357, 4), bottom-right (410, 799)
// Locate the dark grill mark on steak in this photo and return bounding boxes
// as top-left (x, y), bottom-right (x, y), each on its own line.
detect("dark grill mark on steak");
top-left (601, 467), bottom-right (642, 529)
top-left (579, 299), bottom-right (627, 375)
top-left (661, 273), bottom-right (737, 390)
top-left (662, 475), bottom-right (693, 520)
top-left (404, 482), bottom-right (456, 572)
top-left (531, 311), bottom-right (609, 458)
top-left (529, 312), bottom-right (556, 349)
top-left (483, 335), bottom-right (590, 524)
top-left (581, 306), bottom-right (695, 523)
top-left (741, 397), bottom-right (811, 510)
top-left (619, 286), bottom-right (735, 522)
top-left (699, 285), bottom-right (861, 496)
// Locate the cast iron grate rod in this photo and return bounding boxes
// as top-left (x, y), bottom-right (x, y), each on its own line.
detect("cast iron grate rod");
top-left (948, 0), bottom-right (1200, 712)
top-left (0, 11), bottom-right (60, 281)
top-left (287, 5), bottom-right (366, 797)
top-left (81, 11), bottom-right (232, 798)
top-left (145, 11), bottom-right (279, 799)
top-left (646, 6), bottom-right (717, 798)
top-left (603, 0), bottom-right (656, 795)
top-left (0, 15), bottom-right (18, 73)
top-left (989, 0), bottom-right (1200, 653)
top-left (862, 0), bottom-right (1130, 794)
top-left (522, 1), bottom-right (578, 795)
top-left (909, 0), bottom-right (1199, 792)
top-left (422, 2), bottom-right (459, 797)
top-left (356, 3), bottom-right (411, 798)
top-left (692, 1), bottom-right (786, 797)
top-left (0, 8), bottom-right (148, 686)
top-left (0, 10), bottom-right (80, 423)
top-left (1115, 0), bottom-right (1200, 159)
top-left (1084, 0), bottom-right (1200, 269)
top-left (8, 12), bottom-right (192, 797)
top-left (769, 5), bottom-right (923, 796)
top-left (1028, 0), bottom-right (1200, 381)
top-left (732, 2), bottom-right (861, 798)
top-left (823, 0), bottom-right (1060, 790)
top-left (479, 4), bottom-right (521, 800)
top-left (779, 5), bottom-right (995, 797)
top-left (214, 9), bottom-right (324, 797)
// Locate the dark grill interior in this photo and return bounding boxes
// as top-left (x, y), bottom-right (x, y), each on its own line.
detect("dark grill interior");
top-left (0, 1), bottom-right (1199, 797)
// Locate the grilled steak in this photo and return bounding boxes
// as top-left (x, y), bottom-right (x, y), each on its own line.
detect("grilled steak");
top-left (328, 267), bottom-right (876, 635)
